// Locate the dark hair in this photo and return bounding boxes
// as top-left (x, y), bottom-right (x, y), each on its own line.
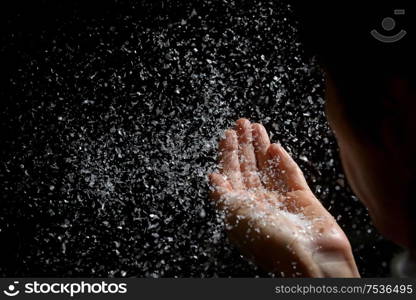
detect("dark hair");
top-left (292, 0), bottom-right (415, 139)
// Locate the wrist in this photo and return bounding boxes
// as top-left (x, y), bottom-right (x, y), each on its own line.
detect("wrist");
top-left (311, 241), bottom-right (360, 277)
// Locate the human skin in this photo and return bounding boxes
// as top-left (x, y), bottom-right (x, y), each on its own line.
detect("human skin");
top-left (209, 118), bottom-right (360, 277)
top-left (324, 74), bottom-right (416, 251)
top-left (209, 72), bottom-right (416, 276)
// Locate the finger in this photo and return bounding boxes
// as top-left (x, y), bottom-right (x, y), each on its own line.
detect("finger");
top-left (208, 173), bottom-right (233, 203)
top-left (219, 129), bottom-right (244, 190)
top-left (209, 173), bottom-right (251, 215)
top-left (252, 123), bottom-right (270, 170)
top-left (267, 143), bottom-right (309, 192)
top-left (235, 118), bottom-right (262, 189)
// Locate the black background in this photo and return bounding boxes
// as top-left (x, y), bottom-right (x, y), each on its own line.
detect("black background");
top-left (0, 0), bottom-right (399, 277)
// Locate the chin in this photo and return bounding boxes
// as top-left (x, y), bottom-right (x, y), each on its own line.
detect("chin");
top-left (369, 207), bottom-right (414, 250)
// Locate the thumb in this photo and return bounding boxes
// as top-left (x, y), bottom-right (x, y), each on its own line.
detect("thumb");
top-left (267, 144), bottom-right (310, 192)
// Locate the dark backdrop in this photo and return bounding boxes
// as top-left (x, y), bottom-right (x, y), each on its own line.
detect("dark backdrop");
top-left (0, 0), bottom-right (398, 277)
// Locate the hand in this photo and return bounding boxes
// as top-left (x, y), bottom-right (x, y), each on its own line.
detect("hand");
top-left (208, 118), bottom-right (360, 277)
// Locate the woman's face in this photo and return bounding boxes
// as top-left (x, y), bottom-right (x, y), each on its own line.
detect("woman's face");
top-left (324, 74), bottom-right (414, 248)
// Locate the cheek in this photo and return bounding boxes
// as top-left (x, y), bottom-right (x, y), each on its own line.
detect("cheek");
top-left (338, 149), bottom-right (361, 198)
top-left (324, 77), bottom-right (343, 134)
top-left (324, 81), bottom-right (379, 216)
top-left (324, 99), bottom-right (335, 131)
top-left (324, 93), bottom-right (347, 140)
top-left (338, 145), bottom-right (378, 220)
top-left (325, 92), bottom-right (372, 205)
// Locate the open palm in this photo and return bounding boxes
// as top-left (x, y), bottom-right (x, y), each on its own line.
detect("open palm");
top-left (209, 118), bottom-right (359, 277)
